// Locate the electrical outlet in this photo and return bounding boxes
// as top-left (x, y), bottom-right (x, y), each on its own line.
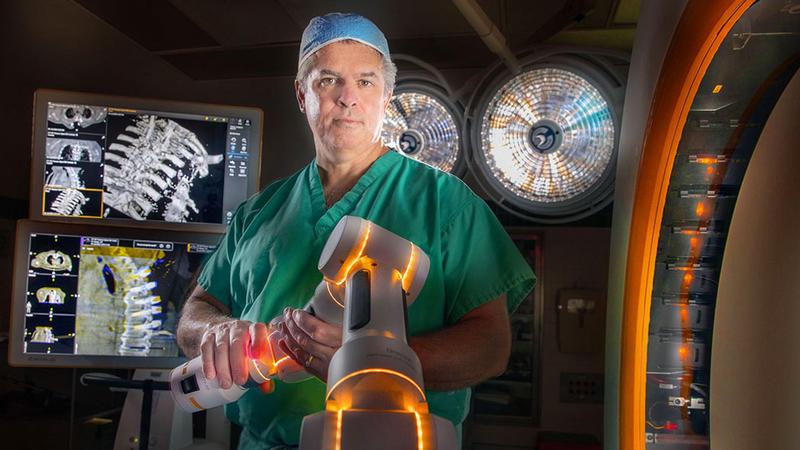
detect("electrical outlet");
top-left (560, 372), bottom-right (603, 404)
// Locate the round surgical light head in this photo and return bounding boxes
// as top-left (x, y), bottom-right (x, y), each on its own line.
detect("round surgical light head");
top-left (382, 85), bottom-right (463, 174)
top-left (472, 62), bottom-right (621, 223)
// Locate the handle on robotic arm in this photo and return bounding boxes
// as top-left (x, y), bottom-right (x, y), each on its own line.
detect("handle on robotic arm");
top-left (303, 280), bottom-right (344, 325)
top-left (169, 280), bottom-right (345, 413)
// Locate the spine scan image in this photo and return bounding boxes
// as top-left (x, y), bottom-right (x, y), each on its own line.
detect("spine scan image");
top-left (103, 115), bottom-right (224, 222)
top-left (48, 188), bottom-right (89, 216)
top-left (75, 245), bottom-right (179, 357)
top-left (46, 166), bottom-right (85, 188)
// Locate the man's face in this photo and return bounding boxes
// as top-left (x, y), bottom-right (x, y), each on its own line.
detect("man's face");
top-left (296, 41), bottom-right (390, 159)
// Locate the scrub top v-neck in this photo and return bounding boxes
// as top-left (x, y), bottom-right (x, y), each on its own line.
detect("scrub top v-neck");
top-left (307, 149), bottom-right (396, 236)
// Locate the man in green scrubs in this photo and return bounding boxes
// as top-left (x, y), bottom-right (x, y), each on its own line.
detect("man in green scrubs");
top-left (177, 12), bottom-right (535, 450)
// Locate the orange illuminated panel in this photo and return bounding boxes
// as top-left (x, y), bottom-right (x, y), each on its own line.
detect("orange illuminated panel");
top-left (619, 1), bottom-right (755, 448)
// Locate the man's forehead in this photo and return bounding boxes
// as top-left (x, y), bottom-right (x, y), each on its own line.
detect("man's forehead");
top-left (316, 68), bottom-right (379, 78)
top-left (309, 42), bottom-right (384, 76)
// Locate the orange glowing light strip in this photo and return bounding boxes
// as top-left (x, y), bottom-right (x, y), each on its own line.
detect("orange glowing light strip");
top-left (266, 330), bottom-right (280, 365)
top-left (325, 282), bottom-right (345, 308)
top-left (251, 359), bottom-right (270, 380)
top-left (414, 411), bottom-right (424, 450)
top-left (272, 356), bottom-right (292, 371)
top-left (401, 244), bottom-right (417, 293)
top-left (333, 223), bottom-right (372, 286)
top-left (335, 409), bottom-right (343, 450)
top-left (325, 368), bottom-right (426, 403)
top-left (189, 396), bottom-right (203, 410)
top-left (618, 1), bottom-right (754, 449)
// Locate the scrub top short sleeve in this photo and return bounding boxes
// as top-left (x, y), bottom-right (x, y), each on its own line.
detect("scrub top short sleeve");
top-left (441, 196), bottom-right (537, 324)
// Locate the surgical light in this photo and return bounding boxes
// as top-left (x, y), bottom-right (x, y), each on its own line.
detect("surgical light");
top-left (471, 59), bottom-right (623, 223)
top-left (383, 87), bottom-right (462, 174)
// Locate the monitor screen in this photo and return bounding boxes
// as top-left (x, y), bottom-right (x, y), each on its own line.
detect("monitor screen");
top-left (9, 220), bottom-right (221, 368)
top-left (30, 89), bottom-right (263, 232)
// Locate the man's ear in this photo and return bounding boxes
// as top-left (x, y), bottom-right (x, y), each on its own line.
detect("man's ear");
top-left (295, 79), bottom-right (306, 113)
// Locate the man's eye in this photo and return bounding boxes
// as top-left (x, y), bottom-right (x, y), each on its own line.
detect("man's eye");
top-left (320, 77), bottom-right (336, 86)
top-left (359, 80), bottom-right (374, 87)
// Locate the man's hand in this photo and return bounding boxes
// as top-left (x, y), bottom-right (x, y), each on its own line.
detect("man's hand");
top-left (199, 319), bottom-right (269, 389)
top-left (278, 308), bottom-right (342, 382)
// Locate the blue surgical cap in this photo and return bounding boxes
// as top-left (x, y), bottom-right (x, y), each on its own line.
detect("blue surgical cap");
top-left (298, 13), bottom-right (390, 69)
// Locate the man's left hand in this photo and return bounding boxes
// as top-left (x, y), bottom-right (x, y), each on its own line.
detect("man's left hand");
top-left (279, 308), bottom-right (342, 382)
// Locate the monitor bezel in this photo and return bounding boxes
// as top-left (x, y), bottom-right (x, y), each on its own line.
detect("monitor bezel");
top-left (8, 219), bottom-right (222, 369)
top-left (29, 88), bottom-right (263, 233)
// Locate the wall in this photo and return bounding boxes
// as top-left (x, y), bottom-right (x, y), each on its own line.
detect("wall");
top-left (467, 227), bottom-right (611, 447)
top-left (710, 70), bottom-right (800, 450)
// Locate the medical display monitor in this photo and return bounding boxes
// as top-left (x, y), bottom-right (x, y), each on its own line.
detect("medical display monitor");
top-left (9, 220), bottom-right (221, 369)
top-left (30, 89), bottom-right (263, 232)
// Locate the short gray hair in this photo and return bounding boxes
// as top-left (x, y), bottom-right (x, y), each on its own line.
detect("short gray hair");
top-left (295, 39), bottom-right (397, 96)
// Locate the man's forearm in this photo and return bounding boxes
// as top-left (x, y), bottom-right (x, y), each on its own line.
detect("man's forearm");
top-left (409, 302), bottom-right (511, 391)
top-left (177, 290), bottom-right (234, 358)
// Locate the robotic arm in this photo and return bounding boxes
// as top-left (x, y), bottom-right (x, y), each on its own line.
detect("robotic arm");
top-left (170, 216), bottom-right (456, 449)
top-left (299, 216), bottom-right (455, 450)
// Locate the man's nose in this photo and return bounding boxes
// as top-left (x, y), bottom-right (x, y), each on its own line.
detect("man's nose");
top-left (337, 83), bottom-right (358, 108)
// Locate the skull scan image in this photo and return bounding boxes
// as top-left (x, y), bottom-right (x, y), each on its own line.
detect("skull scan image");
top-left (103, 115), bottom-right (225, 222)
top-left (48, 104), bottom-right (107, 130)
top-left (46, 138), bottom-right (102, 162)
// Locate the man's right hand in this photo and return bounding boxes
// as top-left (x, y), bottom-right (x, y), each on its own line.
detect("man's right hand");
top-left (199, 319), bottom-right (269, 389)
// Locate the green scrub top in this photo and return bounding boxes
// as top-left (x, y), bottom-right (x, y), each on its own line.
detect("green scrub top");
top-left (197, 149), bottom-right (536, 448)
